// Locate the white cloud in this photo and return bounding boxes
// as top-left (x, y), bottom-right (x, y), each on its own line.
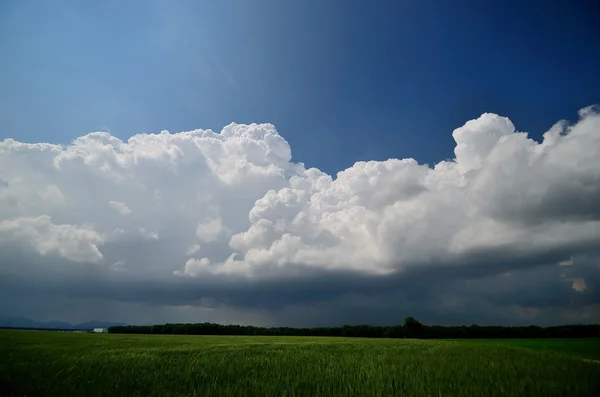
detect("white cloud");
top-left (0, 110), bottom-right (599, 287)
top-left (567, 278), bottom-right (587, 292)
top-left (186, 244), bottom-right (201, 255)
top-left (41, 185), bottom-right (66, 206)
top-left (111, 260), bottom-right (126, 271)
top-left (109, 201), bottom-right (131, 215)
top-left (176, 257), bottom-right (211, 277)
top-left (139, 228), bottom-right (160, 240)
top-left (196, 218), bottom-right (224, 242)
top-left (0, 215), bottom-right (104, 263)
top-left (558, 257), bottom-right (574, 267)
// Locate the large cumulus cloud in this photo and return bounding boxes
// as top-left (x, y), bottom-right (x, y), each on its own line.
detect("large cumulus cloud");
top-left (0, 106), bottom-right (599, 326)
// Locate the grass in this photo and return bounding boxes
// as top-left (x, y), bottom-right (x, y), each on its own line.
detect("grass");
top-left (0, 330), bottom-right (598, 397)
top-left (449, 338), bottom-right (600, 361)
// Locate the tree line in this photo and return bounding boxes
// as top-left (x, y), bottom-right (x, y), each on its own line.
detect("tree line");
top-left (108, 317), bottom-right (599, 339)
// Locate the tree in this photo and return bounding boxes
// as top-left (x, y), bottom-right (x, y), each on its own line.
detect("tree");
top-left (404, 317), bottom-right (424, 338)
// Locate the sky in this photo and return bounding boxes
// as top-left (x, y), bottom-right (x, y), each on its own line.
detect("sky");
top-left (0, 0), bottom-right (599, 327)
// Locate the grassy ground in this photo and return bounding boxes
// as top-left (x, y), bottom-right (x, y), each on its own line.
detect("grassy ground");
top-left (0, 331), bottom-right (598, 397)
top-left (449, 338), bottom-right (600, 361)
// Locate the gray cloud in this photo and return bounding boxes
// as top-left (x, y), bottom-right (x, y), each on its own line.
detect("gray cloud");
top-left (1, 108), bottom-right (599, 326)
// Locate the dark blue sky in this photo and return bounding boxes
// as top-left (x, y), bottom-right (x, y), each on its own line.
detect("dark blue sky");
top-left (1, 0), bottom-right (599, 174)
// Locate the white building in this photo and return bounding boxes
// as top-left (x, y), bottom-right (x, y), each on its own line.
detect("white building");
top-left (93, 328), bottom-right (108, 333)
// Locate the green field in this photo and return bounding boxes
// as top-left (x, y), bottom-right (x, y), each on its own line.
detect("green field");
top-left (0, 331), bottom-right (598, 396)
top-left (450, 338), bottom-right (600, 361)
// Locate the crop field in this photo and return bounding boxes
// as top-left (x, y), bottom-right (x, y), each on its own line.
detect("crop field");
top-left (0, 330), bottom-right (598, 397)
top-left (450, 338), bottom-right (600, 361)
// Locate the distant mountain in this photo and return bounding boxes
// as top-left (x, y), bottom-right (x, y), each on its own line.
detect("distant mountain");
top-left (43, 320), bottom-right (76, 329)
top-left (0, 316), bottom-right (127, 330)
top-left (76, 321), bottom-right (128, 329)
top-left (0, 316), bottom-right (39, 328)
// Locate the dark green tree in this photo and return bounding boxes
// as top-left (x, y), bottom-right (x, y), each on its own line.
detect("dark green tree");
top-left (403, 317), bottom-right (424, 338)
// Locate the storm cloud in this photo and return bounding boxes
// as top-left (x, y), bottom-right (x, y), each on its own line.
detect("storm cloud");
top-left (1, 106), bottom-right (599, 326)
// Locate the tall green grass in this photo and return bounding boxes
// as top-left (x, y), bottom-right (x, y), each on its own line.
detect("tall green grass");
top-left (1, 330), bottom-right (598, 396)
top-left (449, 338), bottom-right (600, 360)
